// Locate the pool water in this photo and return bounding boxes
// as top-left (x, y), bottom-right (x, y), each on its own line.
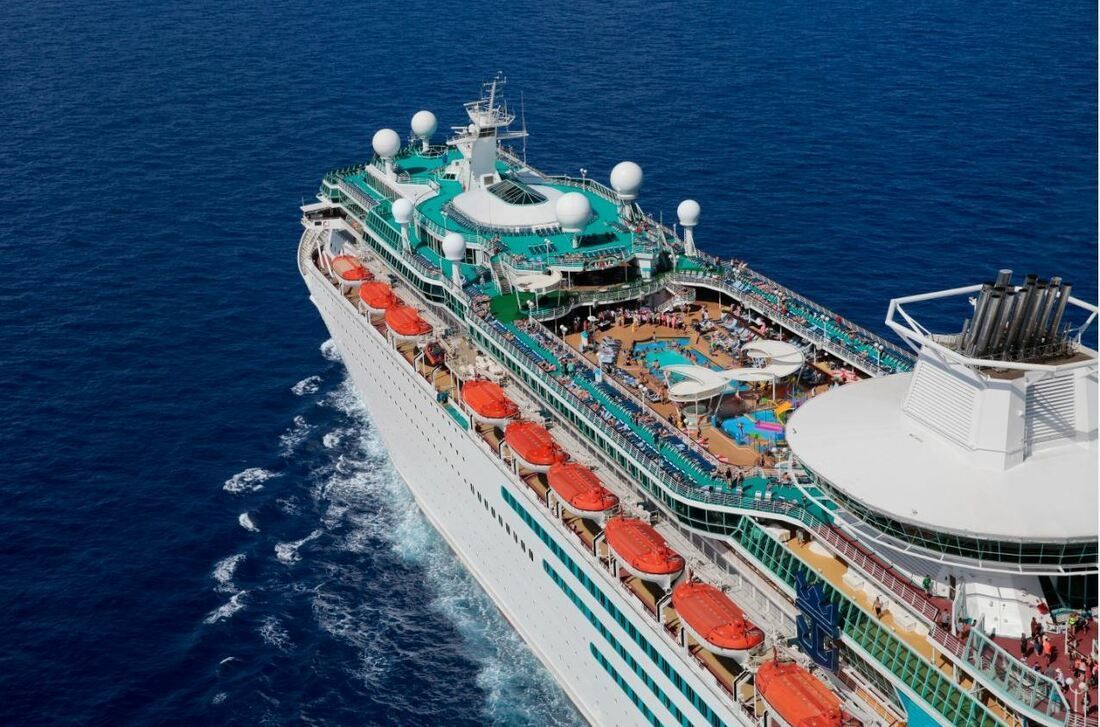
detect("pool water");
top-left (635, 338), bottom-right (721, 371)
top-left (634, 338), bottom-right (746, 393)
top-left (722, 408), bottom-right (784, 444)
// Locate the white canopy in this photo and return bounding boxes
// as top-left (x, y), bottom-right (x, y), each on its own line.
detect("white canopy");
top-left (512, 270), bottom-right (563, 294)
top-left (662, 340), bottom-right (805, 403)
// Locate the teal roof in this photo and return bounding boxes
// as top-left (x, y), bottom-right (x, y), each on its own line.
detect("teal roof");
top-left (336, 146), bottom-right (660, 269)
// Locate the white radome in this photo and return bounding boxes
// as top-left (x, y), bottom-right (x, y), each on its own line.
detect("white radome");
top-left (555, 192), bottom-right (592, 233)
top-left (442, 232), bottom-right (467, 261)
top-left (677, 199), bottom-right (701, 227)
top-left (411, 110), bottom-right (438, 139)
top-left (392, 198), bottom-right (414, 225)
top-left (610, 161), bottom-right (643, 200)
top-left (372, 128), bottom-right (401, 158)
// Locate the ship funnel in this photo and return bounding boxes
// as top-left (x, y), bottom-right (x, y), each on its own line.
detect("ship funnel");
top-left (1047, 281), bottom-right (1073, 342)
top-left (962, 282), bottom-right (995, 354)
top-left (972, 287), bottom-right (1006, 357)
top-left (1033, 277), bottom-right (1062, 346)
top-left (1018, 278), bottom-right (1050, 353)
top-left (1002, 274), bottom-right (1038, 354)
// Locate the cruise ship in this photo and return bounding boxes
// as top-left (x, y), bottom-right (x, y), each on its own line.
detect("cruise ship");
top-left (298, 77), bottom-right (1098, 727)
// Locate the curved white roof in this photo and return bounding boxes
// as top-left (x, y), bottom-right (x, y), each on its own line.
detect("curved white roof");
top-left (786, 374), bottom-right (1098, 542)
top-left (663, 359), bottom-right (799, 403)
top-left (451, 185), bottom-right (564, 228)
top-left (512, 270), bottom-right (562, 293)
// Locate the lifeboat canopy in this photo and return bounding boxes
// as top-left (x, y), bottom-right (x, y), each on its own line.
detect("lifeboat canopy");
top-left (504, 421), bottom-right (567, 473)
top-left (385, 305), bottom-right (432, 340)
top-left (605, 516), bottom-right (685, 588)
top-left (331, 255), bottom-right (372, 284)
top-left (463, 379), bottom-right (519, 427)
top-left (358, 281), bottom-right (396, 313)
top-left (547, 463), bottom-right (619, 520)
top-left (755, 659), bottom-right (844, 727)
top-left (672, 581), bottom-right (764, 662)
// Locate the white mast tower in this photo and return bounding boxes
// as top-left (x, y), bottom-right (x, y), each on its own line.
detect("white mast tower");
top-left (447, 74), bottom-right (528, 191)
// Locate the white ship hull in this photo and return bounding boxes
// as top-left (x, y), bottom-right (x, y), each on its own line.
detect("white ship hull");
top-left (303, 257), bottom-right (750, 727)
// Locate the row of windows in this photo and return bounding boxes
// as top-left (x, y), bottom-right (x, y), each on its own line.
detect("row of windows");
top-left (545, 561), bottom-right (689, 727)
top-left (589, 643), bottom-right (664, 727)
top-left (500, 487), bottom-right (725, 727)
top-left (810, 473), bottom-right (1097, 567)
top-left (473, 483), bottom-right (535, 563)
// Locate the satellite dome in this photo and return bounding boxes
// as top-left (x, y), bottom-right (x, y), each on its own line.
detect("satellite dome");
top-left (677, 199), bottom-right (700, 227)
top-left (410, 110), bottom-right (437, 139)
top-left (441, 232), bottom-right (466, 261)
top-left (372, 128), bottom-right (401, 158)
top-left (555, 192), bottom-right (592, 233)
top-left (610, 161), bottom-right (643, 200)
top-left (392, 198), bottom-right (414, 225)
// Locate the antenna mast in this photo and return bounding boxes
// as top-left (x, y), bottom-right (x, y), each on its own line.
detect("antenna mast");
top-left (520, 91), bottom-right (528, 164)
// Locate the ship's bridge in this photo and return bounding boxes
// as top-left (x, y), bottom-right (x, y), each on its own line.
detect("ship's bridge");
top-left (786, 271), bottom-right (1098, 575)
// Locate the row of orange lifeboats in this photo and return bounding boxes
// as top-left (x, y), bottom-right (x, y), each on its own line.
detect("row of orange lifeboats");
top-left (334, 254), bottom-right (842, 727)
top-left (461, 376), bottom-right (843, 725)
top-left (325, 254), bottom-right (434, 341)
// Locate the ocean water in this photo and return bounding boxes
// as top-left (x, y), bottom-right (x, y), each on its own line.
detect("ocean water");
top-left (0, 1), bottom-right (1094, 724)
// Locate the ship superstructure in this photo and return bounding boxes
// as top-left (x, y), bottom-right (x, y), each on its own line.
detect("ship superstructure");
top-left (299, 77), bottom-right (1098, 727)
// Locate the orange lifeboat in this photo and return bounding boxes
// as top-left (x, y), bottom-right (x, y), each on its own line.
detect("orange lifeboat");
top-left (330, 255), bottom-right (372, 285)
top-left (755, 659), bottom-right (844, 727)
top-left (462, 379), bottom-right (519, 427)
top-left (358, 281), bottom-right (396, 314)
top-left (385, 305), bottom-right (432, 340)
top-left (547, 463), bottom-right (619, 520)
top-left (504, 421), bottom-right (567, 473)
top-left (672, 581), bottom-right (764, 663)
top-left (604, 516), bottom-right (685, 588)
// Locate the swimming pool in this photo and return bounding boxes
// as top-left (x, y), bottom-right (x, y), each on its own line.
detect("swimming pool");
top-left (633, 338), bottom-right (745, 393)
top-left (634, 338), bottom-right (721, 370)
top-left (722, 408), bottom-right (784, 444)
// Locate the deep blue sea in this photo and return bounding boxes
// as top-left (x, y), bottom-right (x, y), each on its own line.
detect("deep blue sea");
top-left (0, 1), bottom-right (1094, 724)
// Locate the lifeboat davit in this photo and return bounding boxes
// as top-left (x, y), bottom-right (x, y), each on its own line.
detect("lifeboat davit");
top-left (755, 659), bottom-right (844, 727)
top-left (358, 281), bottom-right (396, 314)
top-left (385, 305), bottom-right (432, 341)
top-left (504, 421), bottom-right (567, 473)
top-left (547, 463), bottom-right (619, 521)
top-left (604, 516), bottom-right (685, 589)
top-left (671, 581), bottom-right (765, 663)
top-left (330, 255), bottom-right (372, 286)
top-left (462, 379), bottom-right (519, 427)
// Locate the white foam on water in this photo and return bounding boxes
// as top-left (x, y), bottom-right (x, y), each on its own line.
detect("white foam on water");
top-left (274, 528), bottom-right (323, 564)
top-left (223, 467), bottom-right (279, 494)
top-left (291, 375), bottom-right (322, 396)
top-left (238, 512), bottom-right (259, 532)
top-left (311, 585), bottom-right (390, 690)
top-left (278, 415), bottom-right (312, 456)
top-left (311, 377), bottom-right (581, 726)
top-left (322, 427), bottom-right (352, 448)
top-left (204, 591), bottom-right (247, 624)
top-left (212, 553), bottom-right (246, 593)
top-left (320, 338), bottom-right (341, 362)
top-left (258, 616), bottom-right (292, 652)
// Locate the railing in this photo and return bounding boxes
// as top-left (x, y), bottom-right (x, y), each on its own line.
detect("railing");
top-left (335, 180), bottom-right (380, 214)
top-left (670, 270), bottom-right (912, 377)
top-left (545, 174), bottom-right (620, 204)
